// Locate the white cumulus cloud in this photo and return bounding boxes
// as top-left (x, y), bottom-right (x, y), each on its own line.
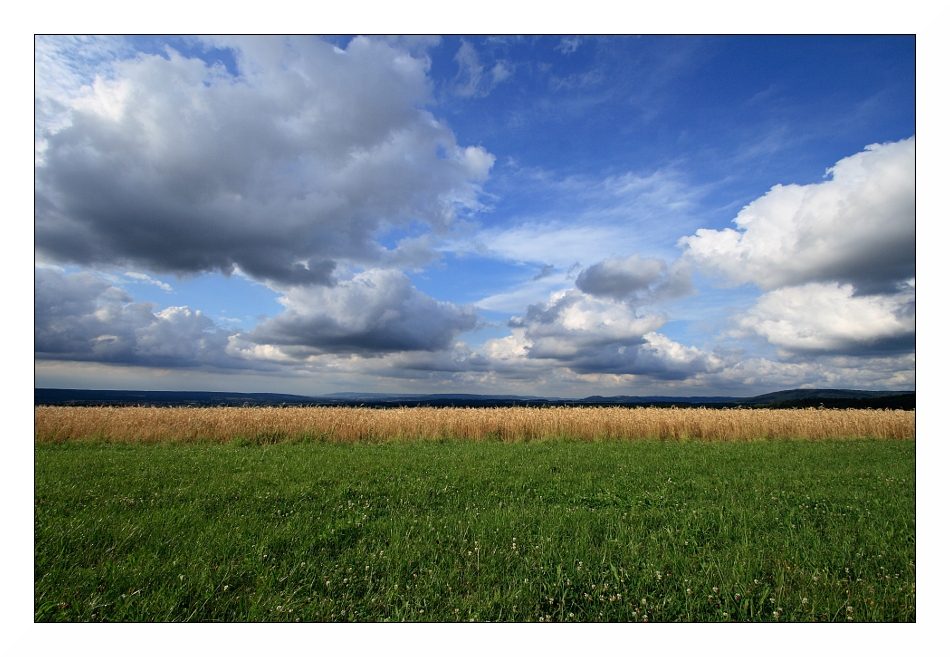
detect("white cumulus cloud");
top-left (732, 281), bottom-right (915, 357)
top-left (680, 136), bottom-right (915, 293)
top-left (496, 288), bottom-right (716, 379)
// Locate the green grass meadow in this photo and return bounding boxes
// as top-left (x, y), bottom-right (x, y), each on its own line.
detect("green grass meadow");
top-left (35, 439), bottom-right (915, 622)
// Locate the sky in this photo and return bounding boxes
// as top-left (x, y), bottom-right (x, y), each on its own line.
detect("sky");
top-left (33, 35), bottom-right (916, 397)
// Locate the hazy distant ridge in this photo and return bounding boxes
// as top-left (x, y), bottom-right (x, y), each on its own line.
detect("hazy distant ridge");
top-left (35, 388), bottom-right (914, 409)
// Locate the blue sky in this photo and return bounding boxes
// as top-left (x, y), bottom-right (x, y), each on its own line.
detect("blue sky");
top-left (34, 35), bottom-right (915, 396)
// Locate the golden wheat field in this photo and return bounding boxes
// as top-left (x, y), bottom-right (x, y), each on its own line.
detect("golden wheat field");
top-left (34, 405), bottom-right (915, 444)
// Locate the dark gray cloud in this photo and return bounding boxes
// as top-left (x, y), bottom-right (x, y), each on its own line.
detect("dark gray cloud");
top-left (564, 336), bottom-right (716, 380)
top-left (532, 264), bottom-right (555, 281)
top-left (35, 36), bottom-right (494, 286)
top-left (242, 269), bottom-right (478, 356)
top-left (575, 254), bottom-right (692, 302)
top-left (576, 255), bottom-right (664, 299)
top-left (35, 268), bottom-right (244, 369)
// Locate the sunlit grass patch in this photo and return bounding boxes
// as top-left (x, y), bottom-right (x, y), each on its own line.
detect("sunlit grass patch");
top-left (35, 440), bottom-right (914, 622)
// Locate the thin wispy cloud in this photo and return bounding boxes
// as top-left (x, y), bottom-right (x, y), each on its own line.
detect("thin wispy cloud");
top-left (124, 272), bottom-right (173, 292)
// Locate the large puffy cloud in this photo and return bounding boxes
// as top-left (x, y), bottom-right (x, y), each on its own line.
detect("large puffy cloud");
top-left (510, 289), bottom-right (665, 360)
top-left (502, 288), bottom-right (718, 379)
top-left (680, 137), bottom-right (915, 293)
top-left (35, 36), bottom-right (494, 286)
top-left (35, 268), bottom-right (241, 368)
top-left (239, 269), bottom-right (478, 357)
top-left (732, 281), bottom-right (915, 357)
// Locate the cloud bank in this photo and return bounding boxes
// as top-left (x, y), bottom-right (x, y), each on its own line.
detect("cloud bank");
top-left (35, 268), bottom-right (238, 369)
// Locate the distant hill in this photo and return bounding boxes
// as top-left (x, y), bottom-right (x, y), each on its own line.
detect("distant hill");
top-left (575, 389), bottom-right (914, 410)
top-left (739, 389), bottom-right (916, 411)
top-left (33, 389), bottom-right (316, 407)
top-left (743, 389), bottom-right (912, 403)
top-left (35, 388), bottom-right (914, 410)
top-left (579, 395), bottom-right (738, 404)
top-left (321, 392), bottom-right (549, 403)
